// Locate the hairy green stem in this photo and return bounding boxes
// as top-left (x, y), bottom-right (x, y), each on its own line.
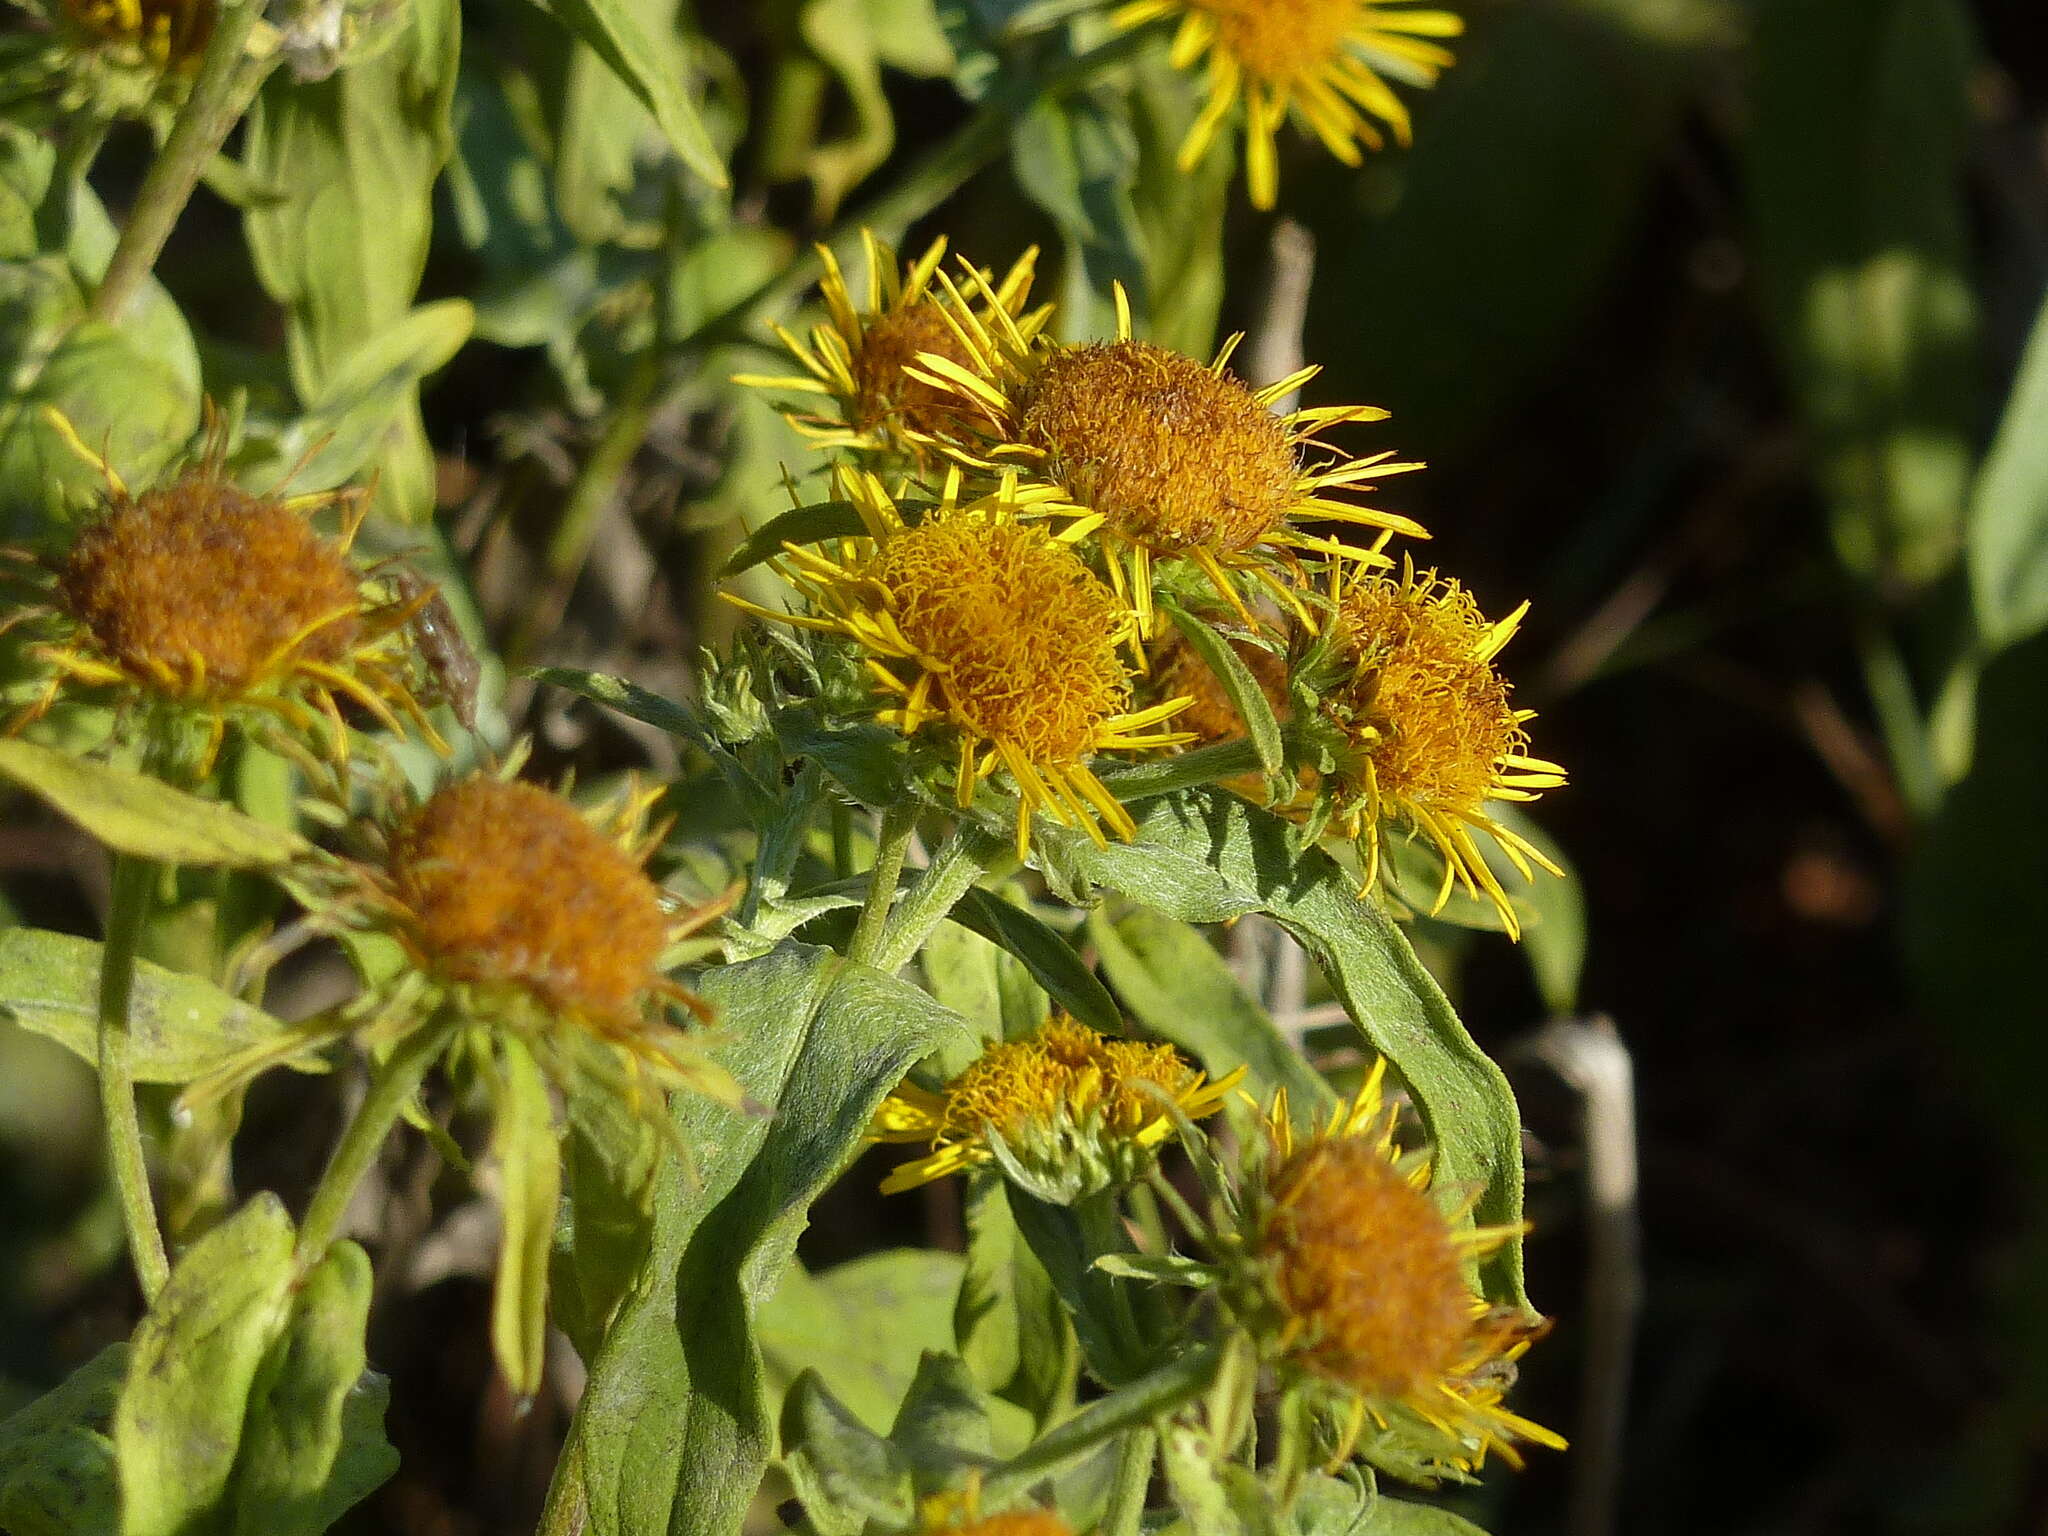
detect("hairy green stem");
top-left (295, 1016), bottom-right (452, 1269)
top-left (100, 852), bottom-right (169, 1301)
top-left (872, 822), bottom-right (1005, 973)
top-left (847, 804), bottom-right (918, 968)
top-left (88, 0), bottom-right (275, 324)
top-left (1103, 1426), bottom-right (1157, 1536)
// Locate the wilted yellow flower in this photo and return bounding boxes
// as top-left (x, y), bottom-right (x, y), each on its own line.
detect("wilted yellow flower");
top-left (189, 771), bottom-right (736, 1127)
top-left (870, 1013), bottom-right (1242, 1201)
top-left (1302, 558), bottom-right (1564, 938)
top-left (1248, 1060), bottom-right (1563, 1476)
top-left (61, 0), bottom-right (213, 67)
top-left (1112, 0), bottom-right (1462, 209)
top-left (2, 415), bottom-right (438, 772)
top-left (907, 283), bottom-right (1425, 638)
top-left (732, 231), bottom-right (1047, 467)
top-left (726, 469), bottom-right (1192, 858)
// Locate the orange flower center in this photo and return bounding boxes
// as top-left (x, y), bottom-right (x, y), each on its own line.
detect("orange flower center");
top-left (57, 472), bottom-right (362, 697)
top-left (852, 302), bottom-right (974, 438)
top-left (1017, 340), bottom-right (1299, 556)
top-left (1264, 1136), bottom-right (1473, 1398)
top-left (388, 779), bottom-right (669, 1020)
top-left (1334, 575), bottom-right (1521, 815)
top-left (1194, 0), bottom-right (1364, 82)
top-left (868, 517), bottom-right (1130, 762)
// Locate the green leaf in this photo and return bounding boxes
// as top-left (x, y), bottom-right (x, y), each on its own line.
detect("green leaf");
top-left (720, 498), bottom-right (867, 576)
top-left (554, 0), bottom-right (685, 244)
top-left (1160, 603), bottom-right (1282, 773)
top-left (951, 888), bottom-right (1119, 1036)
top-left (889, 1350), bottom-right (994, 1490)
top-left (227, 1241), bottom-right (397, 1536)
top-left (978, 1343), bottom-right (1220, 1504)
top-left (1087, 902), bottom-right (1334, 1116)
top-left (953, 1172), bottom-right (1074, 1431)
top-left (759, 1249), bottom-right (967, 1434)
top-left (531, 0), bottom-right (729, 190)
top-left (1011, 84), bottom-right (1144, 341)
top-left (1748, 0), bottom-right (1979, 590)
top-left (242, 0), bottom-right (461, 524)
top-left (544, 944), bottom-right (971, 1536)
top-left (780, 1370), bottom-right (913, 1535)
top-left (114, 1194), bottom-right (298, 1536)
top-left (1969, 287), bottom-right (2048, 654)
top-left (0, 740), bottom-right (307, 868)
top-left (234, 300), bottom-right (474, 495)
top-left (488, 1035), bottom-right (562, 1398)
top-left (793, 0), bottom-right (954, 217)
top-left (1358, 1497), bottom-right (1490, 1535)
top-left (0, 928), bottom-right (293, 1084)
top-left (0, 1345), bottom-right (126, 1536)
top-left (551, 1072), bottom-right (659, 1361)
top-left (1059, 791), bottom-right (1532, 1309)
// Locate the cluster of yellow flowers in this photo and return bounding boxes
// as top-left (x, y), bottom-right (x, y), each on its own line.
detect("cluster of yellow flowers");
top-left (735, 227), bottom-right (1564, 935)
top-left (870, 1016), bottom-right (1564, 1480)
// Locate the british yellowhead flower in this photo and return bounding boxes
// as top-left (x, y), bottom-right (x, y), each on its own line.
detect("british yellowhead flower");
top-left (1242, 1060), bottom-right (1565, 1477)
top-left (1, 413), bottom-right (441, 774)
top-left (907, 282), bottom-right (1426, 638)
top-left (1112, 0), bottom-right (1462, 209)
top-left (725, 469), bottom-right (1194, 858)
top-left (870, 1013), bottom-right (1243, 1202)
top-left (189, 769), bottom-right (738, 1131)
top-left (1298, 557), bottom-right (1565, 937)
top-left (732, 231), bottom-right (1048, 468)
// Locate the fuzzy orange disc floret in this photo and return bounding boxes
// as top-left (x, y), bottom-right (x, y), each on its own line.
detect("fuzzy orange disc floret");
top-left (1335, 574), bottom-right (1521, 815)
top-left (1017, 340), bottom-right (1299, 556)
top-left (869, 518), bottom-right (1130, 761)
top-left (57, 472), bottom-right (362, 698)
top-left (1195, 0), bottom-right (1364, 81)
top-left (387, 779), bottom-right (669, 1021)
top-left (1264, 1136), bottom-right (1474, 1399)
top-left (853, 302), bottom-right (975, 437)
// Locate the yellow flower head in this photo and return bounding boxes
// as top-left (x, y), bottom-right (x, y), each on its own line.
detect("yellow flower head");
top-left (1112, 0), bottom-right (1463, 209)
top-left (2, 415), bottom-right (440, 773)
top-left (870, 1013), bottom-right (1243, 1202)
top-left (732, 231), bottom-right (1047, 467)
top-left (1247, 1061), bottom-right (1564, 1477)
top-left (907, 284), bottom-right (1426, 639)
top-left (61, 0), bottom-right (213, 67)
top-left (726, 470), bottom-right (1193, 858)
top-left (1307, 558), bottom-right (1565, 938)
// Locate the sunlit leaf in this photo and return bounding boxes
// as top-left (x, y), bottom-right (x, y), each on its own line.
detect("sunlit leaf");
top-left (114, 1195), bottom-right (297, 1536)
top-left (0, 928), bottom-right (293, 1084)
top-left (0, 741), bottom-right (307, 868)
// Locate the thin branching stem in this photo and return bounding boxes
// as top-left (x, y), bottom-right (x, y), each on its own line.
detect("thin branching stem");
top-left (872, 821), bottom-right (1006, 973)
top-left (88, 0), bottom-right (276, 324)
top-left (294, 1013), bottom-right (454, 1270)
top-left (847, 803), bottom-right (918, 968)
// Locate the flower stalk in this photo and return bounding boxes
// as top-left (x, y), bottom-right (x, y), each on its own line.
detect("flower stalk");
top-left (847, 802), bottom-right (918, 968)
top-left (88, 0), bottom-right (276, 324)
top-left (294, 1011), bottom-right (454, 1270)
